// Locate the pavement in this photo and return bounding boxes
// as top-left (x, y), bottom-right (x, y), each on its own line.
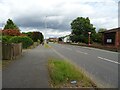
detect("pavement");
top-left (3, 45), bottom-right (51, 88)
top-left (49, 43), bottom-right (119, 88)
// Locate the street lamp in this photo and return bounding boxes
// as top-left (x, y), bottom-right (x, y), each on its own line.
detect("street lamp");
top-left (44, 16), bottom-right (47, 44)
top-left (88, 32), bottom-right (91, 46)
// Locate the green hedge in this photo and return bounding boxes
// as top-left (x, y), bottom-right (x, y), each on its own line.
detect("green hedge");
top-left (9, 36), bottom-right (33, 48)
top-left (2, 36), bottom-right (9, 43)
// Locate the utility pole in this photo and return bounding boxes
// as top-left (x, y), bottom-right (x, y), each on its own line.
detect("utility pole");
top-left (44, 16), bottom-right (47, 44)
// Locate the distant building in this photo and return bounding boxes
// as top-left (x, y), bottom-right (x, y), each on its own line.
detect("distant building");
top-left (62, 35), bottom-right (72, 43)
top-left (101, 27), bottom-right (120, 48)
top-left (48, 38), bottom-right (58, 42)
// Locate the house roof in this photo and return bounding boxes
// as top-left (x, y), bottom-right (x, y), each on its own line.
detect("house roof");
top-left (101, 27), bottom-right (120, 33)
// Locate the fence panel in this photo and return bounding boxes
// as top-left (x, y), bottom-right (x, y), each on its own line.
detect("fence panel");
top-left (2, 43), bottom-right (22, 60)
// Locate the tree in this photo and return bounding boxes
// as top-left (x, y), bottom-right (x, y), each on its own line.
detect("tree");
top-left (24, 31), bottom-right (44, 43)
top-left (92, 28), bottom-right (106, 43)
top-left (98, 28), bottom-right (107, 33)
top-left (4, 19), bottom-right (19, 30)
top-left (70, 17), bottom-right (96, 43)
top-left (2, 29), bottom-right (20, 36)
top-left (32, 31), bottom-right (44, 43)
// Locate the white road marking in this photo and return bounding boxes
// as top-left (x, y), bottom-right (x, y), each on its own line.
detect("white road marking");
top-left (98, 56), bottom-right (120, 64)
top-left (76, 50), bottom-right (88, 55)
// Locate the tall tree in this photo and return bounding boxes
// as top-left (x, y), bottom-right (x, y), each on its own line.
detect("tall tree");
top-left (4, 19), bottom-right (19, 30)
top-left (24, 31), bottom-right (44, 43)
top-left (94, 28), bottom-right (107, 43)
top-left (98, 28), bottom-right (107, 33)
top-left (70, 17), bottom-right (96, 43)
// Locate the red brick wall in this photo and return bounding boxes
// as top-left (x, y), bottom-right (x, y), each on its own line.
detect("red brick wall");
top-left (118, 30), bottom-right (120, 47)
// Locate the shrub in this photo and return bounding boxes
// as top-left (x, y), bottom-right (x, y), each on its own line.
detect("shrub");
top-left (2, 36), bottom-right (9, 43)
top-left (2, 29), bottom-right (20, 36)
top-left (83, 38), bottom-right (93, 44)
top-left (9, 36), bottom-right (33, 48)
top-left (25, 31), bottom-right (44, 43)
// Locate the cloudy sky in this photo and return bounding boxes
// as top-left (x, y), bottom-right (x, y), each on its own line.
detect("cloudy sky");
top-left (0, 0), bottom-right (119, 38)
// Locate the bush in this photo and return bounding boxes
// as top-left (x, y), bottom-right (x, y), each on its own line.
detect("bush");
top-left (2, 29), bottom-right (21, 36)
top-left (2, 36), bottom-right (9, 43)
top-left (9, 36), bottom-right (33, 48)
top-left (83, 38), bottom-right (93, 44)
top-left (26, 31), bottom-right (44, 43)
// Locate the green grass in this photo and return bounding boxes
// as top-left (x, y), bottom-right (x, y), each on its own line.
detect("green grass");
top-left (44, 44), bottom-right (51, 48)
top-left (48, 58), bottom-right (97, 88)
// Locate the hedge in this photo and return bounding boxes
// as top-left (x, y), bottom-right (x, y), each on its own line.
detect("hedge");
top-left (1, 36), bottom-right (12, 43)
top-left (9, 36), bottom-right (33, 48)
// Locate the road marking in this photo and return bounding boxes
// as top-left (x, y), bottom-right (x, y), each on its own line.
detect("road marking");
top-left (98, 56), bottom-right (120, 64)
top-left (76, 50), bottom-right (88, 55)
top-left (66, 47), bottom-right (72, 50)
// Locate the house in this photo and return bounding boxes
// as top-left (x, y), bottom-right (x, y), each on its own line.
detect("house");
top-left (101, 27), bottom-right (120, 48)
top-left (48, 38), bottom-right (58, 42)
top-left (62, 35), bottom-right (71, 43)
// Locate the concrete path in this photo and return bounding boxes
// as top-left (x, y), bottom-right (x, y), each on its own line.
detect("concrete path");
top-left (3, 45), bottom-right (50, 88)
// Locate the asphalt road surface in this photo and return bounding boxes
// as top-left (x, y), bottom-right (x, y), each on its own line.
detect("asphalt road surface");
top-left (49, 43), bottom-right (119, 88)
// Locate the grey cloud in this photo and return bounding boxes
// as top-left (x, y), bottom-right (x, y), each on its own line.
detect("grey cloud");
top-left (14, 15), bottom-right (71, 31)
top-left (1, 0), bottom-right (118, 38)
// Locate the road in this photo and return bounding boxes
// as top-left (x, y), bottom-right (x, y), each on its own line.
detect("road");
top-left (49, 43), bottom-right (119, 88)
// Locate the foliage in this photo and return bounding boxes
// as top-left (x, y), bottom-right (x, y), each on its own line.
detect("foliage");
top-left (23, 31), bottom-right (44, 43)
top-left (20, 33), bottom-right (27, 36)
top-left (2, 29), bottom-right (20, 36)
top-left (4, 19), bottom-right (19, 30)
top-left (32, 31), bottom-right (44, 42)
top-left (2, 36), bottom-right (9, 43)
top-left (58, 38), bottom-right (62, 42)
top-left (92, 33), bottom-right (102, 43)
top-left (70, 17), bottom-right (96, 43)
top-left (98, 28), bottom-right (107, 33)
top-left (48, 58), bottom-right (96, 87)
top-left (44, 44), bottom-right (51, 48)
top-left (92, 28), bottom-right (106, 43)
top-left (9, 36), bottom-right (33, 48)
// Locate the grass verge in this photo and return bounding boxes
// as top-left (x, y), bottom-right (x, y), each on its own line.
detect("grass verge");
top-left (48, 58), bottom-right (97, 88)
top-left (44, 44), bottom-right (51, 48)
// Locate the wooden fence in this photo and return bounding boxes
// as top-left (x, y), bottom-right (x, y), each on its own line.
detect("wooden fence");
top-left (2, 43), bottom-right (22, 60)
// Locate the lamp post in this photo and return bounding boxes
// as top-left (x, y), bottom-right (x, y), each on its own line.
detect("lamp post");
top-left (88, 32), bottom-right (91, 46)
top-left (44, 16), bottom-right (47, 44)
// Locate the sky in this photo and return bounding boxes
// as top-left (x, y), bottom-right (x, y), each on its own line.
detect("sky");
top-left (0, 0), bottom-right (119, 38)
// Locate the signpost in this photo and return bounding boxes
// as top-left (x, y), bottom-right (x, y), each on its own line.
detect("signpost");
top-left (88, 32), bottom-right (91, 46)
